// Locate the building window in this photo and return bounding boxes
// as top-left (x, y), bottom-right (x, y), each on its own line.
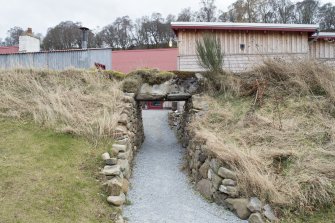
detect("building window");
top-left (240, 44), bottom-right (245, 51)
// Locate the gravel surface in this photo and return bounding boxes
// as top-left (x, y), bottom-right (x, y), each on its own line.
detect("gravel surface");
top-left (124, 110), bottom-right (246, 223)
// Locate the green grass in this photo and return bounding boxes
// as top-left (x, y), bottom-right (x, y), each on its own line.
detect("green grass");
top-left (0, 118), bottom-right (116, 223)
top-left (282, 207), bottom-right (335, 223)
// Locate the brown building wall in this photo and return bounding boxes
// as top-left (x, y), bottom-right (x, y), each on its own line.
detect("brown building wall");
top-left (177, 30), bottom-right (311, 72)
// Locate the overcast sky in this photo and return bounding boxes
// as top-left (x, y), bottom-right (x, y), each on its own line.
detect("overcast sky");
top-left (0, 0), bottom-right (334, 39)
top-left (0, 0), bottom-right (236, 39)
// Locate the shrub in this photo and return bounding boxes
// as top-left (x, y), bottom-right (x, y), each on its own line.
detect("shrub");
top-left (196, 34), bottom-right (224, 73)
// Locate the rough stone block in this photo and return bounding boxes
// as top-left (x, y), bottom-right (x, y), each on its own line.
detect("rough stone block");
top-left (219, 185), bottom-right (239, 197)
top-left (196, 179), bottom-right (213, 200)
top-left (107, 193), bottom-right (126, 206)
top-left (247, 197), bottom-right (262, 212)
top-left (218, 167), bottom-right (237, 180)
top-left (248, 213), bottom-right (265, 223)
top-left (225, 198), bottom-right (251, 220)
top-left (101, 165), bottom-right (121, 176)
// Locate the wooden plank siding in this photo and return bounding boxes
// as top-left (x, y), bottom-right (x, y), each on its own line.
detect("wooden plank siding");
top-left (177, 30), bottom-right (310, 72)
top-left (309, 39), bottom-right (335, 67)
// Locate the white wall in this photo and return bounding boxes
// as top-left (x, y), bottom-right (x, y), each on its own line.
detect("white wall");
top-left (19, 36), bottom-right (40, 53)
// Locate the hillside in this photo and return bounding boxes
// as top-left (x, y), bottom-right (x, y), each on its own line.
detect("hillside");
top-left (191, 60), bottom-right (335, 221)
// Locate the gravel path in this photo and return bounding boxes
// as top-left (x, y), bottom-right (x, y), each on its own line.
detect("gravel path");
top-left (124, 110), bottom-right (246, 223)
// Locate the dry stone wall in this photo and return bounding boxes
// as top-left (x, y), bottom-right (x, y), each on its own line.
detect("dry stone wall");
top-left (100, 93), bottom-right (144, 223)
top-left (169, 95), bottom-right (279, 223)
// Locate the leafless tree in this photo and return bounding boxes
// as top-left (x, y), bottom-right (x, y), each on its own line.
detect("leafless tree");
top-left (196, 0), bottom-right (217, 22)
top-left (294, 0), bottom-right (320, 24)
top-left (4, 26), bottom-right (24, 46)
top-left (177, 8), bottom-right (194, 22)
top-left (318, 3), bottom-right (335, 30)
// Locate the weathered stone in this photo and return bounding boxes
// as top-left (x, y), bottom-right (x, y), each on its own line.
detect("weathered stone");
top-left (117, 151), bottom-right (130, 160)
top-left (226, 198), bottom-right (251, 220)
top-left (117, 138), bottom-right (129, 145)
top-left (101, 152), bottom-right (110, 161)
top-left (107, 193), bottom-right (126, 206)
top-left (213, 191), bottom-right (228, 206)
top-left (196, 179), bottom-right (213, 200)
top-left (208, 168), bottom-right (213, 180)
top-left (192, 95), bottom-right (209, 111)
top-left (115, 125), bottom-right (128, 134)
top-left (166, 93), bottom-right (191, 101)
top-left (198, 152), bottom-right (207, 163)
top-left (105, 158), bottom-right (118, 166)
top-left (115, 215), bottom-right (125, 223)
top-left (118, 159), bottom-right (130, 179)
top-left (211, 172), bottom-right (223, 190)
top-left (218, 167), bottom-right (237, 180)
top-left (122, 178), bottom-right (129, 194)
top-left (118, 114), bottom-right (128, 125)
top-left (104, 177), bottom-right (123, 196)
top-left (199, 160), bottom-right (210, 179)
top-left (101, 165), bottom-right (121, 176)
top-left (219, 185), bottom-right (239, 197)
top-left (263, 204), bottom-right (279, 222)
top-left (122, 96), bottom-right (134, 103)
top-left (247, 197), bottom-right (262, 213)
top-left (248, 213), bottom-right (265, 223)
top-left (113, 144), bottom-right (127, 153)
top-left (222, 179), bottom-right (237, 187)
top-left (136, 83), bottom-right (169, 101)
top-left (210, 158), bottom-right (222, 173)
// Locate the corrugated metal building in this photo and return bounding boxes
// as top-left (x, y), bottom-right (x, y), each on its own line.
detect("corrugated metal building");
top-left (171, 22), bottom-right (335, 72)
top-left (0, 48), bottom-right (112, 70)
top-left (112, 48), bottom-right (178, 73)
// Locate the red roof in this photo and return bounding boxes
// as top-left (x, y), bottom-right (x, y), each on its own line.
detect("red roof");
top-left (0, 46), bottom-right (19, 54)
top-left (112, 48), bottom-right (178, 73)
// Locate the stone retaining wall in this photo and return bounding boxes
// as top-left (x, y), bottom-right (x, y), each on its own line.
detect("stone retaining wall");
top-left (168, 95), bottom-right (278, 223)
top-left (100, 93), bottom-right (144, 223)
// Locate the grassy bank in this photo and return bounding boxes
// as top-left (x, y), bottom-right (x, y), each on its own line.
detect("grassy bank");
top-left (0, 118), bottom-right (116, 222)
top-left (0, 69), bottom-right (125, 222)
top-left (192, 60), bottom-right (335, 220)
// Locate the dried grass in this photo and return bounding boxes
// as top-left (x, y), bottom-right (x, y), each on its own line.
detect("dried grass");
top-left (0, 69), bottom-right (124, 144)
top-left (192, 60), bottom-right (335, 216)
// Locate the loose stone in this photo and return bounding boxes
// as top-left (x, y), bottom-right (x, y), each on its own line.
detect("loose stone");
top-left (107, 193), bottom-right (126, 206)
top-left (218, 167), bottom-right (237, 180)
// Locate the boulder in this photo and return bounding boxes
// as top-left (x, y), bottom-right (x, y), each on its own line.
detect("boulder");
top-left (107, 193), bottom-right (126, 206)
top-left (248, 213), bottom-right (265, 223)
top-left (118, 159), bottom-right (130, 179)
top-left (136, 83), bottom-right (168, 101)
top-left (106, 158), bottom-right (118, 166)
top-left (112, 144), bottom-right (127, 153)
top-left (213, 191), bottom-right (228, 207)
top-left (101, 165), bottom-right (121, 176)
top-left (196, 179), bottom-right (213, 200)
top-left (263, 204), bottom-right (279, 222)
top-left (247, 197), bottom-right (262, 213)
top-left (211, 172), bottom-right (223, 190)
top-left (101, 152), bottom-right (110, 161)
top-left (210, 158), bottom-right (222, 173)
top-left (222, 179), bottom-right (237, 187)
top-left (122, 178), bottom-right (129, 194)
top-left (218, 167), bottom-right (237, 180)
top-left (226, 198), bottom-right (251, 220)
top-left (104, 177), bottom-right (123, 196)
top-left (118, 114), bottom-right (128, 125)
top-left (199, 160), bottom-right (210, 179)
top-left (117, 151), bottom-right (130, 160)
top-left (219, 185), bottom-right (239, 197)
